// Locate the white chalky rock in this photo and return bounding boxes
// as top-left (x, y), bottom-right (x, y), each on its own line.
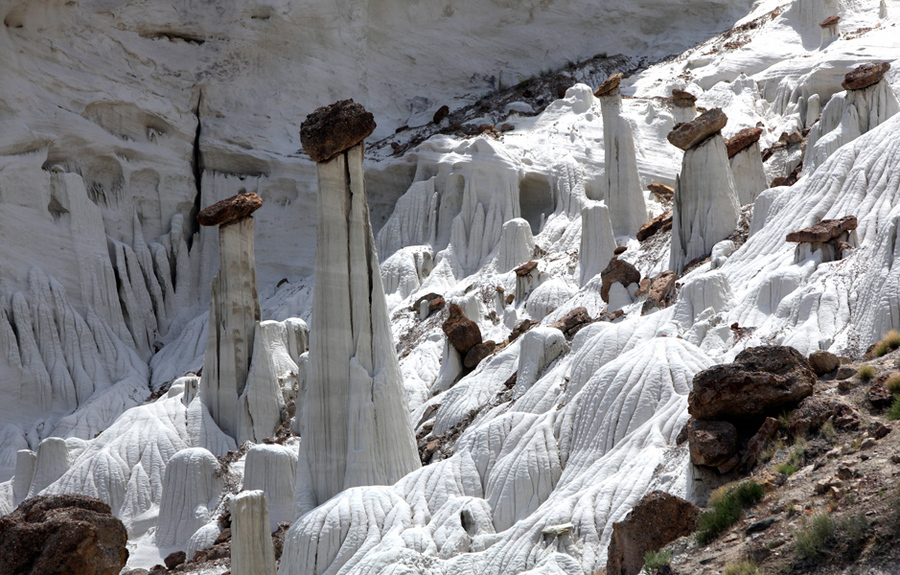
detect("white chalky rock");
top-left (516, 328), bottom-right (568, 397)
top-left (494, 218), bottom-right (536, 273)
top-left (201, 217), bottom-right (261, 440)
top-left (27, 437), bottom-right (70, 498)
top-left (804, 79), bottom-right (899, 172)
top-left (579, 201), bottom-right (617, 286)
top-left (710, 240), bottom-right (736, 269)
top-left (525, 279), bottom-right (576, 321)
top-left (232, 490), bottom-right (277, 575)
top-left (13, 450), bottom-right (36, 505)
top-left (242, 444), bottom-right (298, 528)
top-left (729, 142), bottom-right (769, 205)
top-left (297, 142), bottom-right (420, 513)
top-left (156, 447), bottom-right (223, 547)
top-left (670, 135), bottom-right (740, 273)
top-left (598, 88), bottom-right (648, 237)
top-left (672, 271), bottom-right (734, 329)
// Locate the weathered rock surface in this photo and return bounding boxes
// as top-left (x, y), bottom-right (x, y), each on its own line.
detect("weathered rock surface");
top-left (549, 307), bottom-right (592, 336)
top-left (672, 88), bottom-right (697, 108)
top-left (820, 15), bottom-right (840, 27)
top-left (164, 551), bottom-right (186, 570)
top-left (642, 271), bottom-right (678, 314)
top-left (463, 340), bottom-right (496, 369)
top-left (600, 258), bottom-right (641, 303)
top-left (786, 215), bottom-right (857, 242)
top-left (637, 211), bottom-right (673, 241)
top-left (442, 303), bottom-right (483, 354)
top-left (0, 495), bottom-right (128, 575)
top-left (231, 490), bottom-right (276, 575)
top-left (412, 293), bottom-right (445, 315)
top-left (688, 419), bottom-right (738, 467)
top-left (196, 192), bottom-right (263, 227)
top-left (594, 72), bottom-right (623, 97)
top-left (667, 108), bottom-right (728, 150)
top-left (515, 261), bottom-right (539, 277)
top-left (300, 100), bottom-right (376, 162)
top-left (648, 182), bottom-right (674, 201)
top-left (725, 127), bottom-right (763, 158)
top-left (689, 346), bottom-right (816, 420)
top-left (808, 350), bottom-right (840, 375)
top-left (842, 62), bottom-right (891, 91)
top-left (606, 491), bottom-right (700, 575)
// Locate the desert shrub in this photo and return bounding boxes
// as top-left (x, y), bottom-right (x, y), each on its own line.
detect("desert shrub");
top-left (874, 330), bottom-right (900, 357)
top-left (887, 396), bottom-right (900, 421)
top-left (857, 365), bottom-right (876, 381)
top-left (837, 514), bottom-right (869, 555)
top-left (794, 512), bottom-right (835, 561)
top-left (642, 549), bottom-right (673, 574)
top-left (776, 439), bottom-right (806, 476)
top-left (885, 374), bottom-right (900, 394)
top-left (695, 480), bottom-right (765, 545)
top-left (723, 560), bottom-right (760, 575)
top-left (819, 420), bottom-right (836, 440)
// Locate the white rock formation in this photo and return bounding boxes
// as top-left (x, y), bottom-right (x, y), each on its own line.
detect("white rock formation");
top-left (729, 142), bottom-right (769, 205)
top-left (598, 86), bottom-right (648, 237)
top-left (579, 202), bottom-right (617, 286)
top-left (297, 127), bottom-right (420, 512)
top-left (242, 444), bottom-right (298, 528)
top-left (232, 490), bottom-right (277, 575)
top-left (670, 135), bottom-right (740, 273)
top-left (201, 214), bottom-right (261, 441)
top-left (13, 450), bottom-right (35, 505)
top-left (494, 218), bottom-right (536, 273)
top-left (156, 447), bottom-right (223, 547)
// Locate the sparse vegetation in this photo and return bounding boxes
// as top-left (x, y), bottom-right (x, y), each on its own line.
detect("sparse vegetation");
top-left (776, 438), bottom-right (806, 476)
top-left (723, 560), bottom-right (761, 575)
top-left (886, 374), bottom-right (900, 394)
top-left (695, 480), bottom-right (765, 545)
top-left (886, 395), bottom-right (900, 421)
top-left (857, 365), bottom-right (876, 381)
top-left (819, 420), bottom-right (836, 440)
top-left (794, 512), bottom-right (835, 561)
top-left (642, 549), bottom-right (672, 574)
top-left (873, 330), bottom-right (900, 357)
top-left (777, 409), bottom-right (795, 428)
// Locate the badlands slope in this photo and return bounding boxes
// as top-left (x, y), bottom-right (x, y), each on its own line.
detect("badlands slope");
top-left (1, 0), bottom-right (900, 573)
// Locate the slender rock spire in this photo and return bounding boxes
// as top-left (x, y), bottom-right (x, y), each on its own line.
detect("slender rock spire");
top-left (296, 100), bottom-right (420, 513)
top-left (232, 490), bottom-right (277, 575)
top-left (198, 192), bottom-right (263, 439)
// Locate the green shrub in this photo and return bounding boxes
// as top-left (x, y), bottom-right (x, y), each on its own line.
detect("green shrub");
top-left (874, 330), bottom-right (900, 357)
top-left (886, 374), bottom-right (900, 394)
top-left (819, 420), bottom-right (836, 440)
top-left (887, 396), bottom-right (900, 421)
top-left (695, 480), bottom-right (765, 545)
top-left (642, 549), bottom-right (672, 574)
top-left (776, 439), bottom-right (806, 476)
top-left (723, 560), bottom-right (760, 575)
top-left (838, 514), bottom-right (869, 554)
top-left (857, 365), bottom-right (876, 381)
top-left (776, 462), bottom-right (798, 476)
top-left (794, 512), bottom-right (835, 561)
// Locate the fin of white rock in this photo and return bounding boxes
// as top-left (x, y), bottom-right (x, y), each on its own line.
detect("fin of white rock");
top-left (298, 142), bottom-right (420, 512)
top-left (27, 437), bottom-right (71, 498)
top-left (232, 490), bottom-right (277, 575)
top-left (729, 142), bottom-right (769, 205)
top-left (579, 202), bottom-right (617, 287)
top-left (494, 218), bottom-right (536, 273)
top-left (156, 447), bottom-right (223, 547)
top-left (13, 450), bottom-right (35, 505)
top-left (242, 444), bottom-right (298, 528)
top-left (598, 89), bottom-right (648, 237)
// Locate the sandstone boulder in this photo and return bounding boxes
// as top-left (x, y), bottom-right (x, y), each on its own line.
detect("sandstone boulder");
top-left (808, 350), bottom-right (840, 376)
top-left (725, 127), bottom-right (763, 159)
top-left (667, 108), bottom-right (727, 151)
top-left (819, 15), bottom-right (840, 27)
top-left (672, 88), bottom-right (697, 108)
top-left (300, 99), bottom-right (376, 162)
top-left (600, 258), bottom-right (641, 303)
top-left (463, 340), bottom-right (496, 369)
top-left (788, 396), bottom-right (832, 438)
top-left (786, 215), bottom-right (857, 243)
top-left (688, 419), bottom-right (738, 467)
top-left (442, 303), bottom-right (482, 354)
top-left (648, 182), bottom-right (674, 201)
top-left (842, 62), bottom-right (891, 91)
top-left (637, 211), bottom-right (673, 241)
top-left (549, 307), bottom-right (592, 336)
top-left (164, 551), bottom-right (186, 570)
top-left (412, 293), bottom-right (445, 315)
top-left (606, 491), bottom-right (700, 575)
top-left (433, 105), bottom-right (450, 124)
top-left (0, 495), bottom-right (129, 575)
top-left (689, 346), bottom-right (816, 421)
top-left (642, 271), bottom-right (677, 314)
top-left (594, 73), bottom-right (623, 97)
top-left (515, 261), bottom-right (539, 277)
top-left (197, 192), bottom-right (263, 227)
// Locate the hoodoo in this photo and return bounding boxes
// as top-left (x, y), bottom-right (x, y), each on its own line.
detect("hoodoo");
top-left (197, 192), bottom-right (262, 440)
top-left (668, 108), bottom-right (740, 273)
top-left (726, 127), bottom-right (768, 204)
top-left (594, 73), bottom-right (648, 237)
top-left (295, 100), bottom-right (420, 512)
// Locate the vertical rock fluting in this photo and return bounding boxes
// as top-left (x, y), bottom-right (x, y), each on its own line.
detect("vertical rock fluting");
top-left (231, 490), bottom-right (277, 575)
top-left (726, 127), bottom-right (768, 205)
top-left (667, 108), bottom-right (739, 273)
top-left (198, 193), bottom-right (263, 440)
top-left (296, 100), bottom-right (420, 512)
top-left (594, 74), bottom-right (648, 237)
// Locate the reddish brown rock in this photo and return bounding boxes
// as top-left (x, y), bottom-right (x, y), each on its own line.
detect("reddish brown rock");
top-left (743, 417), bottom-right (780, 469)
top-left (637, 211), bottom-right (673, 241)
top-left (164, 550), bottom-right (186, 570)
top-left (642, 271), bottom-right (678, 314)
top-left (648, 182), bottom-right (674, 201)
top-left (515, 261), bottom-right (539, 277)
top-left (433, 105), bottom-right (450, 124)
top-left (0, 495), bottom-right (129, 575)
top-left (614, 246), bottom-right (627, 256)
top-left (412, 293), bottom-right (446, 315)
top-left (671, 88), bottom-right (697, 108)
top-left (606, 491), bottom-right (700, 575)
top-left (868, 382), bottom-right (893, 409)
top-left (842, 62), bottom-right (891, 91)
top-left (808, 350), bottom-right (840, 376)
top-left (689, 346), bottom-right (816, 421)
top-left (600, 258), bottom-right (641, 303)
top-left (300, 99), bottom-right (376, 162)
top-left (688, 419), bottom-right (738, 467)
top-left (786, 215), bottom-right (857, 243)
top-left (508, 319), bottom-right (538, 343)
top-left (197, 192), bottom-right (263, 227)
top-left (594, 73), bottom-right (623, 97)
top-left (549, 307), bottom-right (592, 335)
top-left (819, 15), bottom-right (840, 27)
top-left (667, 108), bottom-right (727, 151)
top-left (442, 303), bottom-right (482, 354)
top-left (725, 127), bottom-right (764, 158)
top-left (463, 340), bottom-right (496, 369)
top-left (788, 396), bottom-right (832, 438)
